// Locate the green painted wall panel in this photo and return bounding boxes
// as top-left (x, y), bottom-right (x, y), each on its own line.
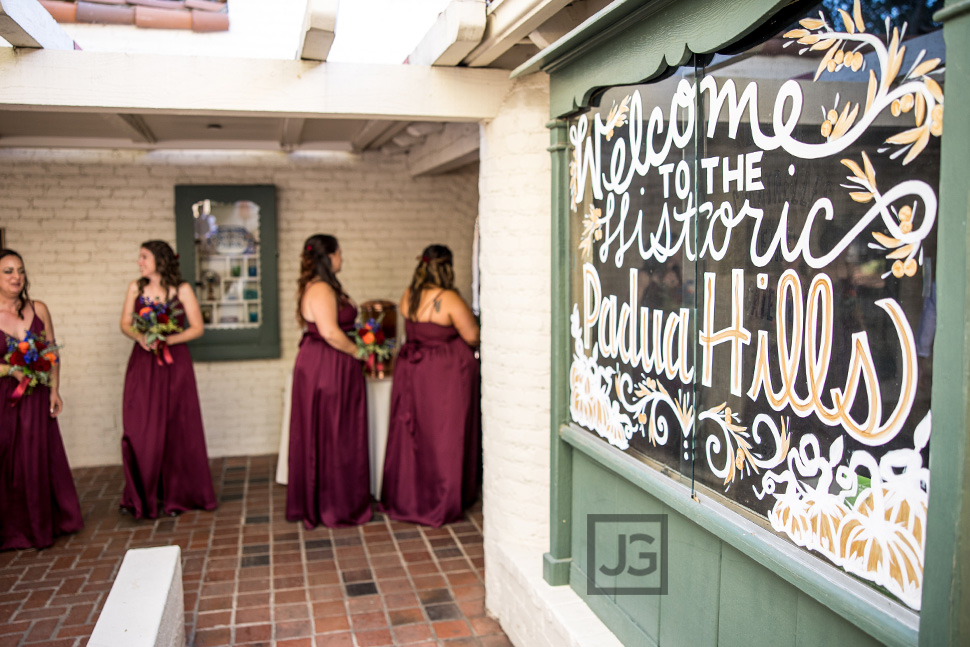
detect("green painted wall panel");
top-left (569, 449), bottom-right (893, 646)
top-left (658, 510), bottom-right (720, 647)
top-left (794, 594), bottom-right (884, 647)
top-left (613, 473), bottom-right (663, 639)
top-left (717, 544), bottom-right (798, 647)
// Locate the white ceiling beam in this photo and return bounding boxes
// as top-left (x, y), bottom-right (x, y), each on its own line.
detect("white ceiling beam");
top-left (279, 118), bottom-right (305, 150)
top-left (408, 0), bottom-right (486, 67)
top-left (0, 49), bottom-right (513, 121)
top-left (463, 0), bottom-right (571, 68)
top-left (0, 0), bottom-right (75, 49)
top-left (99, 113), bottom-right (157, 144)
top-left (298, 0), bottom-right (339, 61)
top-left (368, 121), bottom-right (409, 149)
top-left (407, 122), bottom-right (479, 177)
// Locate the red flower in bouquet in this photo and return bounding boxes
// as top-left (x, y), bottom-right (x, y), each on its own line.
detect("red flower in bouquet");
top-left (4, 330), bottom-right (62, 404)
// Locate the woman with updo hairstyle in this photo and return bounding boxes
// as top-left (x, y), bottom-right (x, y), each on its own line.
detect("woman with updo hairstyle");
top-left (380, 244), bottom-right (480, 527)
top-left (118, 240), bottom-right (216, 519)
top-left (0, 249), bottom-right (83, 549)
top-left (287, 234), bottom-right (371, 527)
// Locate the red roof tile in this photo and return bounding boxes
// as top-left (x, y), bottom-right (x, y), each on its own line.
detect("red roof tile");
top-left (40, 0), bottom-right (228, 31)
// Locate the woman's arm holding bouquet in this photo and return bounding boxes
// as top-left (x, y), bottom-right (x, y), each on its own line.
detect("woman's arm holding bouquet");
top-left (35, 300), bottom-right (62, 417)
top-left (119, 281), bottom-right (153, 351)
top-left (164, 283), bottom-right (204, 345)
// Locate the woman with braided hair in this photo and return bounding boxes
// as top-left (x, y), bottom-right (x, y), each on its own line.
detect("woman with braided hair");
top-left (118, 240), bottom-right (216, 519)
top-left (380, 244), bottom-right (480, 527)
top-left (286, 234), bottom-right (371, 528)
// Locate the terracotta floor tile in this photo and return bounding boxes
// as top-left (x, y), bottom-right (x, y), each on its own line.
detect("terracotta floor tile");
top-left (234, 622), bottom-right (272, 643)
top-left (392, 622), bottom-right (434, 643)
top-left (314, 632), bottom-right (354, 646)
top-left (350, 610), bottom-right (387, 630)
top-left (388, 607), bottom-right (424, 626)
top-left (314, 613), bottom-right (350, 633)
top-left (433, 619), bottom-right (473, 640)
top-left (354, 628), bottom-right (394, 646)
top-left (471, 615), bottom-right (504, 636)
top-left (0, 457), bottom-right (507, 647)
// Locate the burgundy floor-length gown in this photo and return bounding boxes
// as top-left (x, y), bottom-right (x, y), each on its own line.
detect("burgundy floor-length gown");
top-left (381, 320), bottom-right (480, 527)
top-left (287, 302), bottom-right (372, 528)
top-left (121, 295), bottom-right (217, 519)
top-left (0, 315), bottom-right (83, 550)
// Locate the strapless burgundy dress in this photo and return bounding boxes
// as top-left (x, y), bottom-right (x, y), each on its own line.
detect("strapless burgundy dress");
top-left (121, 295), bottom-right (217, 519)
top-left (380, 320), bottom-right (480, 527)
top-left (287, 303), bottom-right (372, 528)
top-left (0, 314), bottom-right (83, 550)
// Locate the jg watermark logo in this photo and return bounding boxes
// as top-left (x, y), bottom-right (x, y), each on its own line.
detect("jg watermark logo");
top-left (587, 514), bottom-right (668, 596)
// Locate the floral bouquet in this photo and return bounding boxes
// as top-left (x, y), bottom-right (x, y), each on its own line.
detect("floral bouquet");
top-left (4, 330), bottom-right (61, 404)
top-left (131, 301), bottom-right (183, 365)
top-left (350, 314), bottom-right (395, 376)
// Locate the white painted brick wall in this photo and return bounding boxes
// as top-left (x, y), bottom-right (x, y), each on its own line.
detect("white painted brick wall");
top-left (478, 73), bottom-right (552, 553)
top-left (0, 148), bottom-right (478, 467)
top-left (478, 73), bottom-right (620, 647)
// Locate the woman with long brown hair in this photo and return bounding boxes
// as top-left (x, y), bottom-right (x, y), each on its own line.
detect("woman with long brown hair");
top-left (118, 240), bottom-right (216, 519)
top-left (287, 234), bottom-right (371, 527)
top-left (380, 244), bottom-right (480, 527)
top-left (0, 248), bottom-right (83, 549)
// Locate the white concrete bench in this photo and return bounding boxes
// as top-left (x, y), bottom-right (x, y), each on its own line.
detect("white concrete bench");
top-left (88, 545), bottom-right (186, 647)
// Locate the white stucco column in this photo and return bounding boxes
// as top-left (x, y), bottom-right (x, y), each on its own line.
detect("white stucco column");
top-left (477, 74), bottom-right (622, 647)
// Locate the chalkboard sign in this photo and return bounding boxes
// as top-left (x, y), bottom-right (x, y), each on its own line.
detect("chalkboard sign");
top-left (567, 1), bottom-right (942, 610)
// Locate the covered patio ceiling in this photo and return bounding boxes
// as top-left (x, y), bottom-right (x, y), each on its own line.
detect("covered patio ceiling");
top-left (0, 0), bottom-right (610, 175)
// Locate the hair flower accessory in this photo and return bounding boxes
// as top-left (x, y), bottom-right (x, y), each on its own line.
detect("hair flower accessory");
top-left (306, 244), bottom-right (313, 252)
top-left (421, 255), bottom-right (431, 263)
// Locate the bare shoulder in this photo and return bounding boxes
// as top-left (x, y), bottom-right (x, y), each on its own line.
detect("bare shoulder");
top-left (441, 289), bottom-right (469, 308)
top-left (126, 280), bottom-right (140, 295)
top-left (32, 299), bottom-right (50, 319)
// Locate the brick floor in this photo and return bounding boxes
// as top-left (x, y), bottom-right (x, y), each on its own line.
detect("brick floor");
top-left (0, 455), bottom-right (514, 647)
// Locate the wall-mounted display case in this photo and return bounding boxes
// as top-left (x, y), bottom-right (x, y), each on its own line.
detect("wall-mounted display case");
top-left (175, 184), bottom-right (280, 361)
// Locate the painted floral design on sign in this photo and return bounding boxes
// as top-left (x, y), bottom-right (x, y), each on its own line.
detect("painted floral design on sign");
top-left (566, 0), bottom-right (941, 610)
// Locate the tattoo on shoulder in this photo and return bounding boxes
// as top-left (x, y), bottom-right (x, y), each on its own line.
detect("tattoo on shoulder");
top-left (433, 298), bottom-right (442, 313)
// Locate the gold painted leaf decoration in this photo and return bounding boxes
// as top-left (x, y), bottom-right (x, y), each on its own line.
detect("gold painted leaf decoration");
top-left (924, 76), bottom-right (944, 103)
top-left (911, 58), bottom-right (940, 78)
top-left (903, 128), bottom-right (930, 165)
top-left (839, 8), bottom-right (855, 33)
top-left (800, 18), bottom-right (825, 29)
top-left (865, 70), bottom-right (877, 112)
top-left (853, 0), bottom-right (866, 32)
top-left (815, 45), bottom-right (838, 81)
top-left (850, 191), bottom-right (874, 203)
top-left (915, 92), bottom-right (926, 127)
top-left (840, 158), bottom-right (866, 182)
top-left (785, 28), bottom-right (808, 39)
top-left (872, 231), bottom-right (900, 248)
top-left (887, 243), bottom-right (916, 259)
top-left (886, 127), bottom-right (924, 145)
top-left (861, 151), bottom-right (876, 187)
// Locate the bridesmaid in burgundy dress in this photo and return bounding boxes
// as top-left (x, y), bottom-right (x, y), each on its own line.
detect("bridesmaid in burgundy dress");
top-left (287, 234), bottom-right (371, 528)
top-left (118, 240), bottom-right (216, 519)
top-left (0, 249), bottom-right (83, 550)
top-left (381, 244), bottom-right (480, 527)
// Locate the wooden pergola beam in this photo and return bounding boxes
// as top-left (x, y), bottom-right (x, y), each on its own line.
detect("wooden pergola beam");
top-left (0, 0), bottom-right (75, 49)
top-left (298, 0), bottom-right (338, 61)
top-left (0, 49), bottom-right (514, 121)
